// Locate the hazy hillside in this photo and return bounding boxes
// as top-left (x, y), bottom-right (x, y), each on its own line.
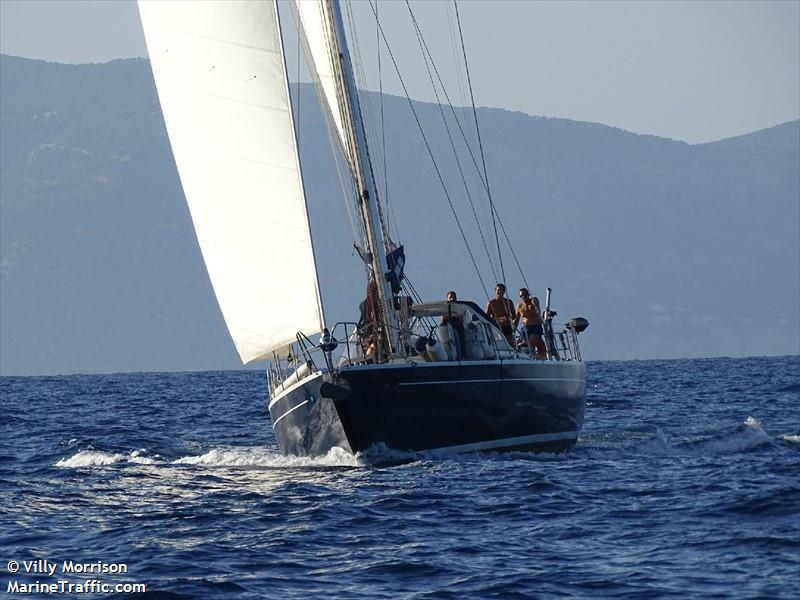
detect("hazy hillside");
top-left (1, 55), bottom-right (798, 375)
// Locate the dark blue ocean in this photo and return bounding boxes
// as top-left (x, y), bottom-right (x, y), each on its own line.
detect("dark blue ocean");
top-left (2, 356), bottom-right (798, 599)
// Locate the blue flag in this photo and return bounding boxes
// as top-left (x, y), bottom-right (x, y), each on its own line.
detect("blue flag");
top-left (386, 245), bottom-right (405, 295)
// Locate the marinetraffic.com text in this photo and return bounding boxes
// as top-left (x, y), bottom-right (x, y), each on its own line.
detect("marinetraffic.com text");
top-left (5, 559), bottom-right (146, 595)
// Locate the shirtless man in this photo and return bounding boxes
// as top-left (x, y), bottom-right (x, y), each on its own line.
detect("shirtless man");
top-left (514, 288), bottom-right (546, 359)
top-left (486, 283), bottom-right (516, 346)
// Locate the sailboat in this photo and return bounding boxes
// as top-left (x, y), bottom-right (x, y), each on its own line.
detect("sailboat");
top-left (138, 0), bottom-right (589, 456)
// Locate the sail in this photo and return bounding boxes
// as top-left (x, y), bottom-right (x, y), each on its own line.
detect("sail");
top-left (138, 0), bottom-right (324, 363)
top-left (293, 0), bottom-right (357, 171)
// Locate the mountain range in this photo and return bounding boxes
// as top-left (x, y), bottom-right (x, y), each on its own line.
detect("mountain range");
top-left (1, 54), bottom-right (797, 375)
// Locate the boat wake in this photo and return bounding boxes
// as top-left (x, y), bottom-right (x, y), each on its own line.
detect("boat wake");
top-left (578, 416), bottom-right (786, 460)
top-left (637, 416), bottom-right (775, 456)
top-left (55, 446), bottom-right (362, 469)
top-left (55, 449), bottom-right (162, 468)
top-left (54, 417), bottom-right (792, 470)
top-left (172, 446), bottom-right (360, 468)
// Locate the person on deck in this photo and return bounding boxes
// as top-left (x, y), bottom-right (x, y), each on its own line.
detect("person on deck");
top-left (486, 283), bottom-right (516, 346)
top-left (514, 288), bottom-right (546, 359)
top-left (442, 291), bottom-right (465, 357)
top-left (358, 279), bottom-right (381, 363)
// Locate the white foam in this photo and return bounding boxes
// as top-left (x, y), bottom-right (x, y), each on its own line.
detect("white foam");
top-left (171, 446), bottom-right (361, 468)
top-left (357, 442), bottom-right (421, 464)
top-left (744, 416), bottom-right (764, 430)
top-left (55, 449), bottom-right (163, 468)
top-left (55, 446), bottom-right (361, 469)
top-left (782, 434), bottom-right (800, 444)
top-left (129, 449), bottom-right (162, 465)
top-left (56, 450), bottom-right (127, 468)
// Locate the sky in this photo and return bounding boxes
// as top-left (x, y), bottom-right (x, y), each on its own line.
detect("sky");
top-left (0, 0), bottom-right (798, 144)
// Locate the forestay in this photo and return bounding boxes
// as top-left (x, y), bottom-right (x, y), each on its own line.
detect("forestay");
top-left (293, 0), bottom-right (358, 174)
top-left (138, 0), bottom-right (324, 362)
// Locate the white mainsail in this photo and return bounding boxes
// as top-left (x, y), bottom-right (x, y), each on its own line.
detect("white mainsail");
top-left (138, 0), bottom-right (324, 363)
top-left (293, 0), bottom-right (358, 172)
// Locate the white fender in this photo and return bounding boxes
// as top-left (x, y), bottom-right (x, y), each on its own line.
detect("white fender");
top-left (438, 323), bottom-right (455, 360)
top-left (426, 338), bottom-right (448, 362)
top-left (275, 361), bottom-right (312, 394)
top-left (411, 335), bottom-right (431, 361)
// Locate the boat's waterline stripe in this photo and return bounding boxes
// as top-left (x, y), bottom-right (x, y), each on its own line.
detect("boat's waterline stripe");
top-left (271, 400), bottom-right (309, 426)
top-left (428, 430), bottom-right (579, 455)
top-left (398, 377), bottom-right (583, 387)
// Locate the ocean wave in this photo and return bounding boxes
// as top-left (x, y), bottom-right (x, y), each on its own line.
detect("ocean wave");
top-left (776, 383), bottom-right (800, 393)
top-left (356, 442), bottom-right (424, 466)
top-left (724, 487), bottom-right (800, 517)
top-left (171, 446), bottom-right (361, 468)
top-left (55, 449), bottom-right (161, 468)
top-left (51, 417), bottom-right (785, 471)
top-left (130, 449), bottom-right (162, 464)
top-left (634, 417), bottom-right (774, 457)
top-left (636, 428), bottom-right (675, 455)
top-left (688, 417), bottom-right (773, 455)
top-left (56, 446), bottom-right (362, 469)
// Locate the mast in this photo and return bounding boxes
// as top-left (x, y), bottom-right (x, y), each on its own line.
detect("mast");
top-left (327, 0), bottom-right (398, 357)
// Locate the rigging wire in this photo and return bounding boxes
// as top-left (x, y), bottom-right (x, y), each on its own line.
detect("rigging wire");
top-left (343, 1), bottom-right (404, 252)
top-left (375, 1), bottom-right (400, 243)
top-left (400, 277), bottom-right (437, 335)
top-left (453, 0), bottom-right (506, 289)
top-left (287, 3), bottom-right (369, 262)
top-left (296, 18), bottom-right (301, 152)
top-left (295, 0), bottom-right (529, 295)
top-left (405, 1), bottom-right (530, 291)
top-left (404, 0), bottom-right (499, 285)
top-left (495, 209), bottom-right (530, 290)
top-left (344, 0), bottom-right (394, 251)
top-left (367, 0), bottom-right (490, 299)
top-left (395, 2), bottom-right (531, 290)
top-left (445, 2), bottom-right (469, 112)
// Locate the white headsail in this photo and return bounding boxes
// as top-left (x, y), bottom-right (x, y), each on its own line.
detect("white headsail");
top-left (138, 0), bottom-right (324, 363)
top-left (293, 0), bottom-right (358, 173)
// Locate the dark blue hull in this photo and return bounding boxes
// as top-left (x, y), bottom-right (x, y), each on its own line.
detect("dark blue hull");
top-left (268, 360), bottom-right (586, 457)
